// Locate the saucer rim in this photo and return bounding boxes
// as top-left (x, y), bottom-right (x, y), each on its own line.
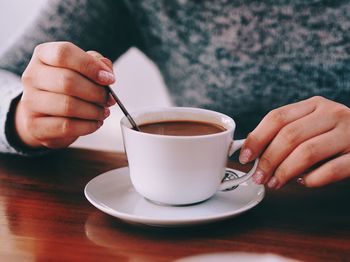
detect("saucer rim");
top-left (84, 167), bottom-right (265, 226)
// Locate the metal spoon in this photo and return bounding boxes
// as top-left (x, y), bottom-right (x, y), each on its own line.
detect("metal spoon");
top-left (106, 86), bottom-right (141, 131)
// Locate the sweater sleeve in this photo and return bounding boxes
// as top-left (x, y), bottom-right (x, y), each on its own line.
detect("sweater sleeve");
top-left (0, 0), bottom-right (142, 155)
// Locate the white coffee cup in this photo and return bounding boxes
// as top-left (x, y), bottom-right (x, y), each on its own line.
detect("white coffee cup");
top-left (121, 107), bottom-right (259, 206)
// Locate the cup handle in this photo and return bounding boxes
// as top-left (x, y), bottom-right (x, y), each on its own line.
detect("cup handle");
top-left (219, 139), bottom-right (259, 191)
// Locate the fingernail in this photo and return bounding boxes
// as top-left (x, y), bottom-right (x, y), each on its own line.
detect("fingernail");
top-left (267, 176), bottom-right (279, 189)
top-left (97, 70), bottom-right (115, 84)
top-left (107, 93), bottom-right (117, 106)
top-left (104, 108), bottom-right (110, 118)
top-left (239, 148), bottom-right (252, 164)
top-left (252, 170), bottom-right (264, 184)
top-left (297, 177), bottom-right (305, 186)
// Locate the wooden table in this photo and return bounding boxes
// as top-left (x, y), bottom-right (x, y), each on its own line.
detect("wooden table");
top-left (0, 148), bottom-right (349, 262)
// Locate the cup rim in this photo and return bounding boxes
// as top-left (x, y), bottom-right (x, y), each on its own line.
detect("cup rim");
top-left (120, 107), bottom-right (236, 139)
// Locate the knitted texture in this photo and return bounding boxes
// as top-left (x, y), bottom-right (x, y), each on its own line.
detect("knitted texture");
top-left (0, 0), bottom-right (349, 153)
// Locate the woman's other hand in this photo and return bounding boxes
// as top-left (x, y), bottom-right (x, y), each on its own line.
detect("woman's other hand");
top-left (15, 41), bottom-right (116, 149)
top-left (239, 96), bottom-right (350, 188)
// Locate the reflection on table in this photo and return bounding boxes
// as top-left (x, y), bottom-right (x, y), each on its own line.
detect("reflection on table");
top-left (0, 148), bottom-right (349, 261)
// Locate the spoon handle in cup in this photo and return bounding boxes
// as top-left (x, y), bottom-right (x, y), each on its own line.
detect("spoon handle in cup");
top-left (106, 86), bottom-right (140, 131)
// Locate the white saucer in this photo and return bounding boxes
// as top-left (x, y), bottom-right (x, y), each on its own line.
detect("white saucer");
top-left (175, 252), bottom-right (299, 262)
top-left (84, 167), bottom-right (265, 227)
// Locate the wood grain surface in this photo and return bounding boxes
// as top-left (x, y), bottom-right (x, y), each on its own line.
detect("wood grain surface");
top-left (0, 148), bottom-right (349, 262)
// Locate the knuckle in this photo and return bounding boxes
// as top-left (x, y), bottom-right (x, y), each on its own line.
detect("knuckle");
top-left (246, 132), bottom-right (261, 149)
top-left (268, 109), bottom-right (287, 126)
top-left (52, 42), bottom-right (72, 65)
top-left (247, 132), bottom-right (257, 143)
top-left (332, 106), bottom-right (348, 121)
top-left (87, 50), bottom-right (103, 58)
top-left (259, 153), bottom-right (275, 172)
top-left (80, 58), bottom-right (98, 77)
top-left (62, 96), bottom-right (74, 115)
top-left (279, 125), bottom-right (300, 148)
top-left (21, 69), bottom-right (33, 87)
top-left (33, 43), bottom-right (45, 56)
top-left (310, 95), bottom-right (325, 104)
top-left (301, 142), bottom-right (318, 165)
top-left (60, 71), bottom-right (75, 93)
top-left (61, 119), bottom-right (72, 136)
top-left (275, 165), bottom-right (289, 183)
top-left (325, 159), bottom-right (342, 179)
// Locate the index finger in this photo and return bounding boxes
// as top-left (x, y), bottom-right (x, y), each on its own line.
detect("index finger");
top-left (34, 42), bottom-right (115, 85)
top-left (240, 97), bottom-right (318, 163)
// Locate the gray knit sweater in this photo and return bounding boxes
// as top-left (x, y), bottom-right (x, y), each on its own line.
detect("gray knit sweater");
top-left (1, 0), bottom-right (350, 154)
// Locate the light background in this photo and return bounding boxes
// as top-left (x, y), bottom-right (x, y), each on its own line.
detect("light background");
top-left (0, 0), bottom-right (171, 151)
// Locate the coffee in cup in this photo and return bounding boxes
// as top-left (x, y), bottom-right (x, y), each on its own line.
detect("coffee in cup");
top-left (121, 107), bottom-right (259, 206)
top-left (139, 120), bottom-right (226, 136)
